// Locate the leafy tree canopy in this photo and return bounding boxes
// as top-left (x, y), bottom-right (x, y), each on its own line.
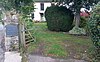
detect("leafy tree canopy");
top-left (0, 0), bottom-right (34, 11)
top-left (53, 0), bottom-right (100, 12)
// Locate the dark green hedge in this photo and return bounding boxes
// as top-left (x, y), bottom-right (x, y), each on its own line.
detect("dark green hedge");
top-left (45, 6), bottom-right (74, 32)
top-left (88, 2), bottom-right (100, 62)
top-left (88, 2), bottom-right (100, 48)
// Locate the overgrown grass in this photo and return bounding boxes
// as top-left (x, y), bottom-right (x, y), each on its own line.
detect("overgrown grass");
top-left (27, 22), bottom-right (94, 59)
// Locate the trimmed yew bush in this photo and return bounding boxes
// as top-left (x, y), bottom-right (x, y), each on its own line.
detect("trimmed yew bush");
top-left (45, 6), bottom-right (74, 32)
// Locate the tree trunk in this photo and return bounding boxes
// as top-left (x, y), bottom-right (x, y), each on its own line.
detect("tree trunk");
top-left (75, 12), bottom-right (80, 27)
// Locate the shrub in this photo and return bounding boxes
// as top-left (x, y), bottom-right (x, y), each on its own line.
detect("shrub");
top-left (88, 2), bottom-right (100, 62)
top-left (45, 6), bottom-right (74, 32)
top-left (88, 2), bottom-right (100, 49)
top-left (80, 17), bottom-right (89, 35)
top-left (79, 17), bottom-right (88, 28)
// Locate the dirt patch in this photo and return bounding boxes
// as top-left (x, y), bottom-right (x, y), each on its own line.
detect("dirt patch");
top-left (62, 41), bottom-right (89, 60)
top-left (29, 40), bottom-right (89, 60)
top-left (30, 41), bottom-right (46, 56)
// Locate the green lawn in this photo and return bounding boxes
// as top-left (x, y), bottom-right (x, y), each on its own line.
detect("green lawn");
top-left (27, 22), bottom-right (94, 59)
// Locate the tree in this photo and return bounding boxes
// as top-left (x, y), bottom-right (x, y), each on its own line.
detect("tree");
top-left (53, 0), bottom-right (99, 35)
top-left (0, 0), bottom-right (16, 11)
top-left (0, 0), bottom-right (34, 13)
top-left (14, 0), bottom-right (34, 12)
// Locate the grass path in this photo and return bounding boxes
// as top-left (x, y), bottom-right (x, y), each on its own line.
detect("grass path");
top-left (27, 23), bottom-right (93, 60)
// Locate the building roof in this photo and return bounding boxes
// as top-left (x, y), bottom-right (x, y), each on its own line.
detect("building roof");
top-left (34, 0), bottom-right (52, 2)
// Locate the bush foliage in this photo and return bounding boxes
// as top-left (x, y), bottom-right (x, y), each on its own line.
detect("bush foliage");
top-left (80, 17), bottom-right (88, 28)
top-left (88, 2), bottom-right (100, 48)
top-left (45, 6), bottom-right (74, 32)
top-left (88, 2), bottom-right (100, 61)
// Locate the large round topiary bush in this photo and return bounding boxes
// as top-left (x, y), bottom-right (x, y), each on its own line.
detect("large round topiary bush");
top-left (88, 2), bottom-right (100, 61)
top-left (45, 6), bottom-right (74, 32)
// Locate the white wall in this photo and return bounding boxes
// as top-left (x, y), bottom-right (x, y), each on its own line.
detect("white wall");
top-left (34, 2), bottom-right (51, 21)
